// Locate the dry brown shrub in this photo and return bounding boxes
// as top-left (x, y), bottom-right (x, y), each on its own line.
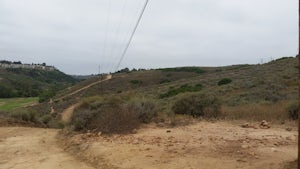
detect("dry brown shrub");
top-left (88, 105), bottom-right (140, 134)
top-left (71, 95), bottom-right (157, 134)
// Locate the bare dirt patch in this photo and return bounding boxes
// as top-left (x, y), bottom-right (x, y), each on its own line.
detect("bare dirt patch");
top-left (0, 127), bottom-right (94, 169)
top-left (0, 121), bottom-right (297, 169)
top-left (63, 121), bottom-right (297, 169)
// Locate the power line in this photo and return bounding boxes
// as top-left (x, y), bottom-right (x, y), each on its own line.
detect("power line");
top-left (108, 0), bottom-right (143, 73)
top-left (114, 0), bottom-right (149, 72)
top-left (107, 0), bottom-right (128, 71)
top-left (107, 0), bottom-right (131, 73)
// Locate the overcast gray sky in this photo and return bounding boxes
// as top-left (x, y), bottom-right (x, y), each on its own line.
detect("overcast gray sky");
top-left (0, 0), bottom-right (297, 75)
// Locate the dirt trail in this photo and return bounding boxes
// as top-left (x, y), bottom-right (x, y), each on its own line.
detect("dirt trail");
top-left (58, 74), bottom-right (112, 122)
top-left (61, 103), bottom-right (81, 123)
top-left (0, 127), bottom-right (95, 169)
top-left (56, 74), bottom-right (112, 101)
top-left (66, 121), bottom-right (297, 169)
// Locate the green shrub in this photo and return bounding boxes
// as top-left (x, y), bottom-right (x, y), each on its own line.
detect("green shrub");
top-left (218, 78), bottom-right (232, 86)
top-left (40, 114), bottom-right (52, 124)
top-left (0, 85), bottom-right (18, 98)
top-left (172, 93), bottom-right (221, 118)
top-left (160, 84), bottom-right (202, 98)
top-left (38, 89), bottom-right (56, 103)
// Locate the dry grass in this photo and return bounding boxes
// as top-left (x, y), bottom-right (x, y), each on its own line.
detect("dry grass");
top-left (222, 100), bottom-right (293, 122)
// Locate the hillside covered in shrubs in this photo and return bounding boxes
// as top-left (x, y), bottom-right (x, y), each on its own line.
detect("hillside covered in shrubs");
top-left (2, 57), bottom-right (298, 132)
top-left (0, 67), bottom-right (77, 101)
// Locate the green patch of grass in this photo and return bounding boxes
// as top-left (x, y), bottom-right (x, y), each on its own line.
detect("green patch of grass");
top-left (0, 97), bottom-right (38, 111)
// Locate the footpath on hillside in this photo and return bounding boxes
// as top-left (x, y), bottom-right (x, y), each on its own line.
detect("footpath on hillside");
top-left (57, 74), bottom-right (113, 123)
top-left (56, 74), bottom-right (112, 101)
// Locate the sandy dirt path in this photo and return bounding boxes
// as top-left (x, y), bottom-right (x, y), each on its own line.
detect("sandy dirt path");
top-left (0, 127), bottom-right (95, 169)
top-left (65, 121), bottom-right (297, 169)
top-left (61, 103), bottom-right (81, 123)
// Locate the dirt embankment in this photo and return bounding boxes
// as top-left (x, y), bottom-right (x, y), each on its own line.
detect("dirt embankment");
top-left (62, 121), bottom-right (298, 169)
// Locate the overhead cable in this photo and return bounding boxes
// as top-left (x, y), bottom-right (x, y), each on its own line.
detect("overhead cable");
top-left (114, 0), bottom-right (149, 72)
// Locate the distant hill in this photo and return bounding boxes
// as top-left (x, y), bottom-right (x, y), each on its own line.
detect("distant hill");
top-left (0, 67), bottom-right (77, 99)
